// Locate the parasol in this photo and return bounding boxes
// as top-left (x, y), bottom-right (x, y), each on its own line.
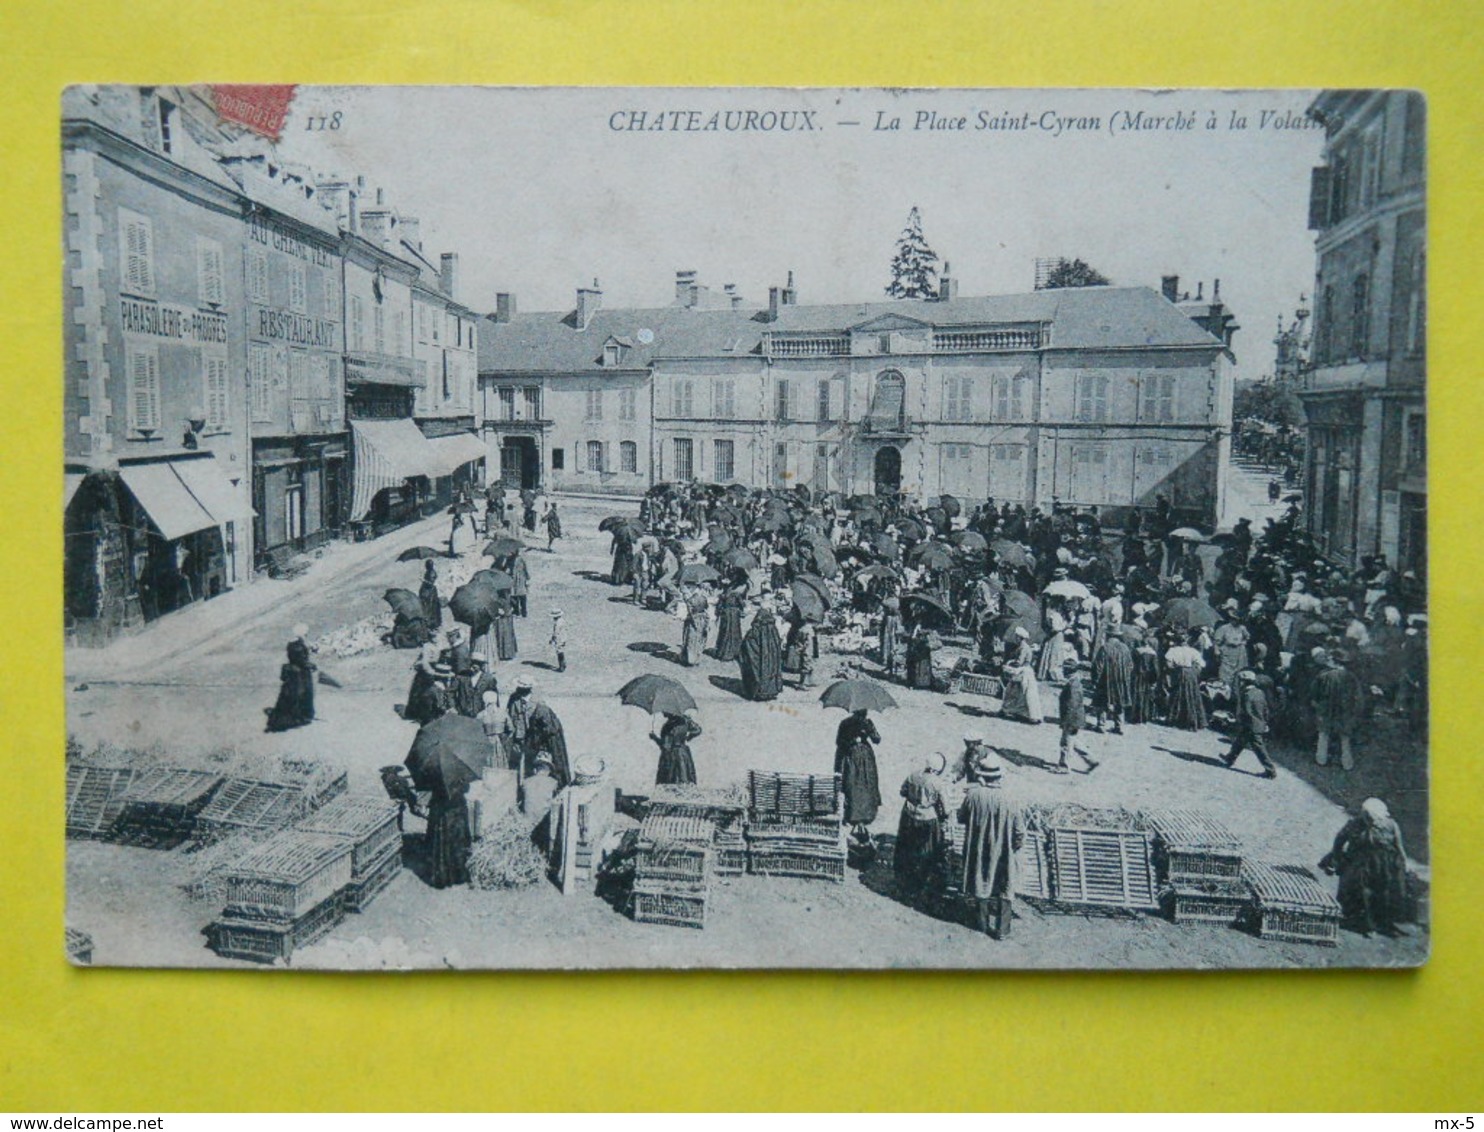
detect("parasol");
top-left (1115, 623), bottom-right (1147, 643)
top-left (449, 580), bottom-right (501, 631)
top-left (721, 547), bottom-right (760, 573)
top-left (989, 539), bottom-right (1032, 569)
top-left (1043, 578), bottom-right (1093, 600)
top-left (869, 532), bottom-right (900, 562)
top-left (599, 515), bottom-right (636, 534)
top-left (938, 494), bottom-right (962, 518)
top-left (405, 714), bottom-right (489, 796)
top-left (397, 546), bottom-right (445, 562)
top-left (790, 575), bottom-right (833, 622)
top-left (1154, 597), bottom-right (1220, 631)
top-left (901, 592), bottom-right (954, 627)
top-left (675, 562), bottom-right (720, 586)
top-left (806, 543), bottom-right (840, 579)
top-left (950, 530), bottom-right (987, 551)
top-left (617, 673), bottom-right (697, 717)
top-left (835, 544), bottom-right (873, 567)
top-left (819, 679), bottom-right (899, 713)
top-left (483, 536), bottom-right (524, 559)
top-left (793, 484), bottom-right (813, 503)
top-left (854, 563), bottom-right (900, 585)
top-left (1169, 527), bottom-right (1206, 542)
top-left (908, 541), bottom-right (955, 571)
top-left (924, 506), bottom-right (948, 529)
top-left (705, 525), bottom-right (734, 554)
top-left (894, 517), bottom-right (927, 542)
top-left (383, 588), bottom-right (422, 620)
top-left (752, 511), bottom-right (790, 534)
top-left (1001, 590), bottom-right (1039, 620)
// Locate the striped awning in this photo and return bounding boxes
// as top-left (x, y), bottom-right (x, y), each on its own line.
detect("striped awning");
top-left (350, 418), bottom-right (439, 520)
top-left (427, 432), bottom-right (488, 477)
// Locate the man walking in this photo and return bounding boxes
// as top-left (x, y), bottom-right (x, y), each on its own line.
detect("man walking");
top-left (1223, 669), bottom-right (1278, 779)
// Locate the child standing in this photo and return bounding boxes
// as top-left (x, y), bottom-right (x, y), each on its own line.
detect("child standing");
top-left (1055, 659), bottom-right (1100, 774)
top-left (549, 607), bottom-right (568, 673)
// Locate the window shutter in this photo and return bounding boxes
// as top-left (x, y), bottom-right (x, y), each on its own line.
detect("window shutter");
top-left (204, 353), bottom-right (229, 429)
top-left (129, 346), bottom-right (160, 432)
top-left (197, 239), bottom-right (224, 306)
top-left (1307, 166), bottom-right (1332, 230)
top-left (121, 213), bottom-right (155, 295)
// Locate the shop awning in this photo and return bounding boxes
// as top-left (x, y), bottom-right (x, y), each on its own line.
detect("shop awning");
top-left (427, 432), bottom-right (489, 477)
top-left (118, 455), bottom-right (252, 542)
top-left (350, 418), bottom-right (440, 520)
top-left (344, 354), bottom-right (424, 389)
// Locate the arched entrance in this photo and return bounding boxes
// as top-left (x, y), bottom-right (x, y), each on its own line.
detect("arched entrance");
top-left (874, 445), bottom-right (902, 497)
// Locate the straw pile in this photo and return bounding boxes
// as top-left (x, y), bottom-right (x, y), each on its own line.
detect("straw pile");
top-left (316, 611), bottom-right (393, 658)
top-left (467, 810), bottom-right (546, 890)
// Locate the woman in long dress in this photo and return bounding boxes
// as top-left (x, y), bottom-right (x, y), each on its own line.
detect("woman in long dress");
top-left (680, 587), bottom-right (710, 666)
top-left (1211, 608), bottom-right (1251, 687)
top-left (904, 624), bottom-right (939, 690)
top-left (999, 627), bottom-right (1043, 724)
top-left (1128, 640), bottom-right (1163, 724)
top-left (1320, 797), bottom-right (1410, 936)
top-left (894, 753), bottom-right (949, 902)
top-left (712, 587), bottom-right (745, 662)
top-left (266, 638), bottom-right (316, 732)
top-left (1037, 603), bottom-right (1075, 681)
top-left (738, 605), bottom-right (783, 702)
top-left (419, 561), bottom-right (443, 630)
top-left (834, 708), bottom-right (882, 845)
top-left (492, 594), bottom-right (519, 661)
top-left (424, 775), bottom-right (472, 889)
top-left (404, 641), bottom-right (450, 726)
top-left (1164, 630), bottom-right (1208, 730)
top-left (655, 712), bottom-right (702, 785)
top-left (878, 596), bottom-right (904, 678)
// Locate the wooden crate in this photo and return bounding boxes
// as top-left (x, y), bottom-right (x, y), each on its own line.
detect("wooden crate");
top-left (632, 880), bottom-right (707, 929)
top-left (1047, 826), bottom-right (1159, 911)
top-left (747, 770), bottom-right (840, 818)
top-left (113, 768), bottom-right (224, 845)
top-left (954, 672), bottom-right (1004, 698)
top-left (296, 796), bottom-right (402, 880)
top-left (65, 765), bottom-right (135, 839)
top-left (65, 927), bottom-right (94, 965)
top-left (198, 778), bottom-right (311, 836)
top-left (944, 826), bottom-right (1051, 900)
top-left (1243, 861), bottom-right (1341, 946)
top-left (1148, 809), bottom-right (1244, 883)
top-left (207, 890), bottom-right (347, 964)
top-left (342, 844), bottom-right (402, 912)
top-left (222, 831), bottom-right (354, 924)
top-left (747, 846), bottom-right (847, 883)
top-left (635, 841), bottom-right (711, 885)
top-left (714, 846), bottom-right (747, 876)
top-left (639, 813), bottom-right (714, 846)
top-left (1164, 879), bottom-right (1251, 926)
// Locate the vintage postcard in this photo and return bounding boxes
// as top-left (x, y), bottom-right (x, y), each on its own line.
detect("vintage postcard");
top-left (61, 86), bottom-right (1427, 969)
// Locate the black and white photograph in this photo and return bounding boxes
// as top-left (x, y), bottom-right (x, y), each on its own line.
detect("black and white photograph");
top-left (61, 85), bottom-right (1428, 969)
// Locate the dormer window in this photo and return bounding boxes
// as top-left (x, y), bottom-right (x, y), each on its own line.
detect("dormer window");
top-left (157, 97), bottom-right (177, 155)
top-left (604, 343), bottom-right (621, 367)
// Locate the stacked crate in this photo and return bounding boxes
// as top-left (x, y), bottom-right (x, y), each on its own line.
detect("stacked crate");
top-left (744, 771), bottom-right (846, 883)
top-left (206, 832), bottom-right (353, 963)
top-left (1043, 815), bottom-right (1159, 912)
top-left (1242, 861), bottom-right (1342, 946)
top-left (648, 784), bottom-right (748, 876)
top-left (631, 814), bottom-right (712, 929)
top-left (1148, 809), bottom-right (1249, 926)
top-left (65, 764), bottom-right (136, 840)
top-left (112, 768), bottom-right (223, 847)
top-left (295, 796), bottom-right (403, 912)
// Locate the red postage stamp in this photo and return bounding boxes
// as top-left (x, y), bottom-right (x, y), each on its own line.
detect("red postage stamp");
top-left (208, 84), bottom-right (297, 141)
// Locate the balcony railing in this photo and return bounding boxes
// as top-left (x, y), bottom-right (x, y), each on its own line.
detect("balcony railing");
top-left (933, 328), bottom-right (1043, 352)
top-left (770, 336), bottom-right (850, 358)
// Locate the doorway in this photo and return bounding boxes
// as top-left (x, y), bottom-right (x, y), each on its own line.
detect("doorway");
top-left (874, 445), bottom-right (901, 496)
top-left (501, 436), bottom-right (540, 491)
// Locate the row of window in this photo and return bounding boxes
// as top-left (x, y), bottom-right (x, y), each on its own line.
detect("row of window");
top-left (580, 439), bottom-right (643, 475)
top-left (1313, 246), bottom-right (1426, 365)
top-left (584, 387), bottom-right (639, 421)
top-left (123, 341), bottom-right (232, 435)
top-left (415, 302), bottom-right (474, 349)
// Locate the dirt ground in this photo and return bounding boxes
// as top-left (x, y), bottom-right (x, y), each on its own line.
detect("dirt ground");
top-left (64, 491), bottom-right (1429, 971)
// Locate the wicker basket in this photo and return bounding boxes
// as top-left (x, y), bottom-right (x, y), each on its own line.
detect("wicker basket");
top-left (198, 778), bottom-right (311, 836)
top-left (714, 846), bottom-right (747, 876)
top-left (296, 796), bottom-right (402, 880)
top-left (747, 847), bottom-right (847, 882)
top-left (1163, 879), bottom-right (1251, 926)
top-left (632, 880), bottom-right (707, 929)
top-left (1047, 826), bottom-right (1159, 911)
top-left (222, 832), bottom-right (354, 924)
top-left (955, 673), bottom-right (1004, 698)
top-left (635, 842), bottom-right (711, 885)
top-left (207, 891), bottom-right (347, 963)
top-left (1242, 860), bottom-right (1341, 946)
top-left (747, 770), bottom-right (840, 818)
top-left (1148, 809), bottom-right (1244, 883)
top-left (342, 844), bottom-right (402, 912)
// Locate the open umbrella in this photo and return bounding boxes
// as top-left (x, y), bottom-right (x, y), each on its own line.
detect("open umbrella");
top-left (868, 532), bottom-right (900, 562)
top-left (1115, 623), bottom-right (1147, 643)
top-left (405, 714), bottom-right (488, 796)
top-left (1209, 532), bottom-right (1238, 547)
top-left (894, 517), bottom-right (927, 542)
top-left (902, 592), bottom-right (954, 627)
top-left (819, 679), bottom-right (898, 713)
top-left (854, 564), bottom-right (900, 585)
top-left (1001, 590), bottom-right (1039, 620)
top-left (805, 543), bottom-right (840, 579)
top-left (483, 536), bottom-right (524, 558)
top-left (617, 674), bottom-right (697, 717)
top-left (1283, 493), bottom-right (1303, 503)
top-left (989, 540), bottom-right (1032, 569)
top-left (705, 525), bottom-right (734, 554)
top-left (599, 515), bottom-right (636, 534)
top-left (1155, 597), bottom-right (1220, 632)
top-left (449, 580), bottom-right (501, 631)
top-left (924, 506), bottom-right (948, 529)
top-left (790, 575), bottom-right (833, 622)
top-left (383, 588), bottom-right (422, 621)
top-left (939, 494), bottom-right (962, 519)
top-left (1043, 578), bottom-right (1092, 600)
top-left (752, 511), bottom-right (790, 534)
top-left (835, 544), bottom-right (873, 568)
top-left (721, 547), bottom-right (760, 572)
top-left (950, 530), bottom-right (987, 552)
top-left (793, 484), bottom-right (812, 503)
top-left (908, 542), bottom-right (955, 571)
top-left (397, 545), bottom-right (445, 562)
top-left (676, 562), bottom-right (720, 586)
top-left (1169, 527), bottom-right (1206, 542)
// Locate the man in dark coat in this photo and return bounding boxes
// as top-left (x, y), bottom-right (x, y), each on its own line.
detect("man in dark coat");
top-left (507, 551), bottom-right (531, 617)
top-left (1223, 669), bottom-right (1277, 778)
top-left (738, 605), bottom-right (784, 702)
top-left (959, 752), bottom-right (1024, 940)
top-left (1091, 632), bottom-right (1135, 734)
top-left (526, 696), bottom-right (571, 787)
top-left (1312, 648), bottom-right (1364, 770)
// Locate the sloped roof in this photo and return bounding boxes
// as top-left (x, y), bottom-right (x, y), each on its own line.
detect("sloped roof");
top-left (478, 285), bottom-right (1224, 374)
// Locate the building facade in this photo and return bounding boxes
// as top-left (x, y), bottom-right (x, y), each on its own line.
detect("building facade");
top-left (1300, 90), bottom-right (1427, 576)
top-left (480, 273), bottom-right (1236, 524)
top-left (63, 86), bottom-right (256, 642)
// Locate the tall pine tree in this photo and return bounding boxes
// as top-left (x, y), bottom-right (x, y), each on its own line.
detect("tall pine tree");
top-left (885, 206), bottom-right (940, 299)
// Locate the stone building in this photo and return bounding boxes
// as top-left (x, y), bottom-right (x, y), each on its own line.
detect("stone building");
top-left (1300, 90), bottom-right (1427, 575)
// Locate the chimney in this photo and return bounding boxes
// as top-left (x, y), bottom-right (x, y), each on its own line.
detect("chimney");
top-left (1161, 274), bottom-right (1180, 303)
top-left (782, 270), bottom-right (797, 306)
top-left (493, 292), bottom-right (516, 323)
top-left (1196, 281), bottom-right (1204, 301)
top-left (939, 261), bottom-right (958, 301)
top-left (675, 269), bottom-right (698, 306)
top-left (359, 208), bottom-right (395, 249)
top-left (1212, 278), bottom-right (1221, 303)
top-left (724, 283), bottom-right (742, 310)
top-left (440, 253), bottom-right (459, 300)
top-left (401, 215), bottom-right (421, 252)
top-left (576, 277), bottom-right (602, 329)
top-left (375, 187), bottom-right (385, 206)
top-left (768, 286), bottom-right (781, 322)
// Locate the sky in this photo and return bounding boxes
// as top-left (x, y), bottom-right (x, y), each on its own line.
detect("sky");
top-left (275, 87), bottom-right (1327, 383)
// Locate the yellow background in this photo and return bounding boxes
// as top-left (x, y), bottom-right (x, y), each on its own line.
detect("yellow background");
top-left (2, 0), bottom-right (1479, 1111)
